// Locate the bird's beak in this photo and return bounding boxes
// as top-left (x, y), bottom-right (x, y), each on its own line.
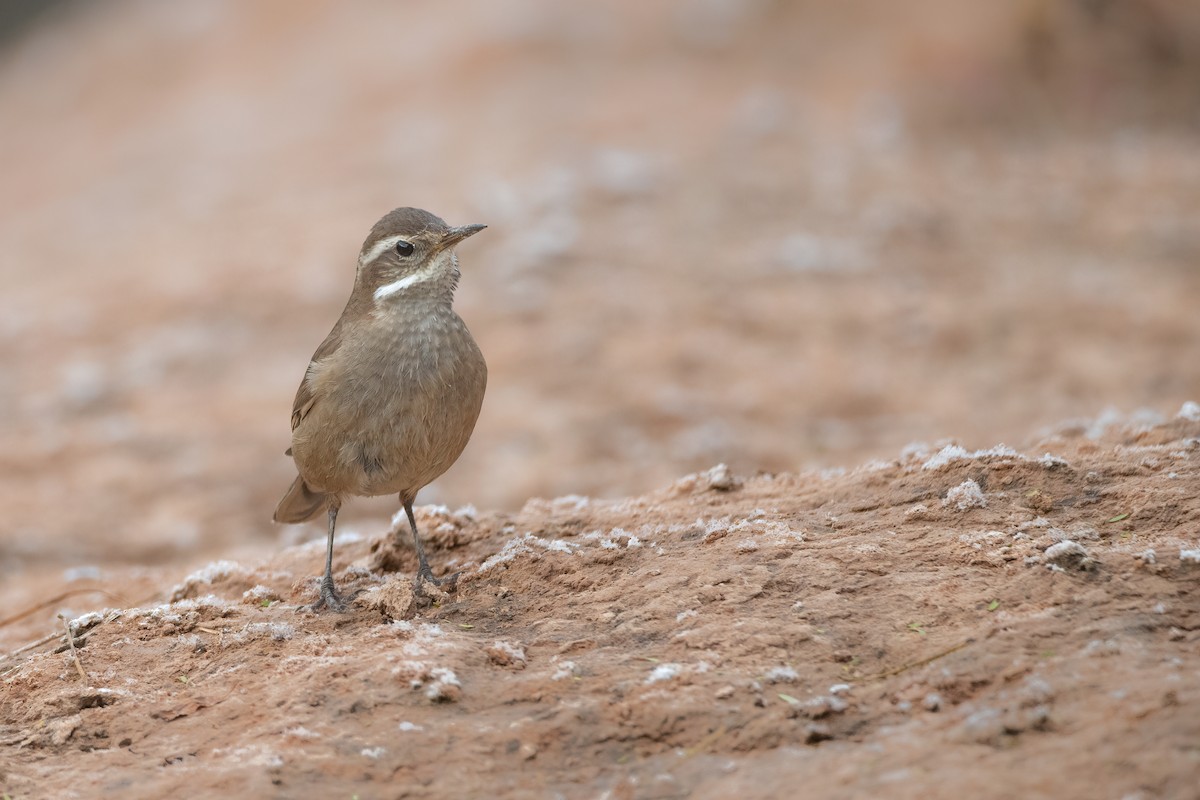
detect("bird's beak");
top-left (438, 224), bottom-right (487, 250)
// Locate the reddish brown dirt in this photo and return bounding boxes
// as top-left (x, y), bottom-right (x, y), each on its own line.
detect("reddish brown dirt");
top-left (2, 1), bottom-right (1200, 798)
top-left (3, 415), bottom-right (1200, 798)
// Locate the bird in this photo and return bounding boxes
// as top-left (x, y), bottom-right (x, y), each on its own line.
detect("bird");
top-left (273, 207), bottom-right (488, 611)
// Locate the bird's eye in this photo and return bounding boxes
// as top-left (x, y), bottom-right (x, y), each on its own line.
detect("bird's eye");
top-left (395, 241), bottom-right (414, 257)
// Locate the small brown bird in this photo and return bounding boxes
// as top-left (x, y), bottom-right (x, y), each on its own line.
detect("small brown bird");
top-left (273, 207), bottom-right (488, 611)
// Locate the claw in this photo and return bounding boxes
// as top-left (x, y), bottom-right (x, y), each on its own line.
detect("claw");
top-left (413, 568), bottom-right (460, 596)
top-left (306, 577), bottom-right (355, 613)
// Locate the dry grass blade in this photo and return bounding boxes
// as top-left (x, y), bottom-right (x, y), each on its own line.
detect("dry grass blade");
top-left (58, 613), bottom-right (89, 684)
top-left (0, 586), bottom-right (127, 631)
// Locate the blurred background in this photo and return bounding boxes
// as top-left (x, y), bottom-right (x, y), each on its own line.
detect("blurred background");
top-left (1, 0), bottom-right (1198, 577)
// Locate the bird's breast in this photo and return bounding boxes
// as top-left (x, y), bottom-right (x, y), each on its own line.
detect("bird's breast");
top-left (295, 307), bottom-right (486, 498)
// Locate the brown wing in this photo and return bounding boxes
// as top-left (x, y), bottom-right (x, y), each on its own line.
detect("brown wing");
top-left (290, 322), bottom-right (345, 432)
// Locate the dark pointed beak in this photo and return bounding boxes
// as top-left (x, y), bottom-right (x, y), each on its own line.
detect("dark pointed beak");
top-left (439, 223), bottom-right (487, 250)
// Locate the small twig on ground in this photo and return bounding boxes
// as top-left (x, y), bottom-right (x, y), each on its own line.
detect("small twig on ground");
top-left (0, 587), bottom-right (127, 630)
top-left (58, 613), bottom-right (89, 684)
top-left (0, 630), bottom-right (63, 666)
top-left (683, 724), bottom-right (729, 758)
top-left (867, 637), bottom-right (975, 681)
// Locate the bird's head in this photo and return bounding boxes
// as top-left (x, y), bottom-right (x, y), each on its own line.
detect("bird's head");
top-left (355, 207), bottom-right (486, 305)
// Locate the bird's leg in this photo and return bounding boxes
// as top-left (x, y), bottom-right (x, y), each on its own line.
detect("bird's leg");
top-left (405, 500), bottom-right (459, 592)
top-left (309, 505), bottom-right (350, 612)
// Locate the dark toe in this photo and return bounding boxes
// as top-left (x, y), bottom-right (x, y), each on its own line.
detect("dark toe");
top-left (306, 584), bottom-right (356, 613)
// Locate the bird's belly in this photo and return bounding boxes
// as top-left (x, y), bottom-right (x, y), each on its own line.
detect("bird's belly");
top-left (292, 331), bottom-right (486, 500)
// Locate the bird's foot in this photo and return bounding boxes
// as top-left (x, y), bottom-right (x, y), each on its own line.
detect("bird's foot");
top-left (413, 567), bottom-right (460, 597)
top-left (305, 578), bottom-right (358, 613)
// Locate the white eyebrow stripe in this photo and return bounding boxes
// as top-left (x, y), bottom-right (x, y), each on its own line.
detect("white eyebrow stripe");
top-left (359, 234), bottom-right (410, 268)
top-left (374, 263), bottom-right (439, 300)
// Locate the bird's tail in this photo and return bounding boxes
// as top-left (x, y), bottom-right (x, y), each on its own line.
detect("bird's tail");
top-left (273, 475), bottom-right (328, 523)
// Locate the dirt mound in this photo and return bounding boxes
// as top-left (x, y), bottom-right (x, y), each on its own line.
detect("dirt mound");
top-left (4, 408), bottom-right (1198, 798)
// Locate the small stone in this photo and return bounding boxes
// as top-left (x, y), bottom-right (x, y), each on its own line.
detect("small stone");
top-left (804, 723), bottom-right (832, 744)
top-left (958, 707), bottom-right (1004, 744)
top-left (1026, 704), bottom-right (1051, 731)
top-left (1044, 540), bottom-right (1094, 571)
top-left (765, 666), bottom-right (799, 684)
top-left (714, 684), bottom-right (736, 700)
top-left (485, 641), bottom-right (527, 669)
top-left (704, 463), bottom-right (739, 491)
top-left (241, 585), bottom-right (282, 605)
top-left (49, 715), bottom-right (81, 745)
top-left (425, 671), bottom-right (462, 703)
top-left (804, 695), bottom-right (849, 719)
top-left (922, 693), bottom-right (942, 712)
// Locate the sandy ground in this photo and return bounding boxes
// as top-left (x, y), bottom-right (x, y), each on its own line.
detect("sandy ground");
top-left (2, 1), bottom-right (1200, 797)
top-left (3, 411), bottom-right (1200, 798)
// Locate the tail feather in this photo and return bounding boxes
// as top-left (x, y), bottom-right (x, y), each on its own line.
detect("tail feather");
top-left (273, 475), bottom-right (328, 523)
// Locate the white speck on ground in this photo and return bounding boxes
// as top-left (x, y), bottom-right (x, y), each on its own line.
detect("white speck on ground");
top-left (284, 726), bottom-right (320, 740)
top-left (944, 479), bottom-right (987, 510)
top-left (802, 695), bottom-right (850, 718)
top-left (702, 463), bottom-right (738, 490)
top-left (1044, 540), bottom-right (1093, 571)
top-left (671, 463), bottom-right (740, 493)
top-left (1178, 400), bottom-right (1200, 421)
top-left (476, 533), bottom-right (580, 572)
top-left (1038, 453), bottom-right (1070, 468)
top-left (176, 633), bottom-right (203, 652)
top-left (425, 668), bottom-right (461, 701)
top-left (646, 663), bottom-right (682, 684)
top-left (211, 744), bottom-right (283, 768)
top-left (551, 661), bottom-right (578, 681)
top-left (765, 666), bottom-right (799, 683)
top-left (550, 494), bottom-right (592, 511)
top-left (241, 585), bottom-right (279, 604)
top-left (1085, 639), bottom-right (1122, 657)
top-left (923, 445), bottom-right (970, 470)
top-left (169, 560), bottom-right (244, 599)
top-left (923, 444), bottom-right (1023, 471)
top-left (485, 640), bottom-right (527, 668)
top-left (67, 611), bottom-right (106, 634)
top-left (240, 622), bottom-right (295, 641)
